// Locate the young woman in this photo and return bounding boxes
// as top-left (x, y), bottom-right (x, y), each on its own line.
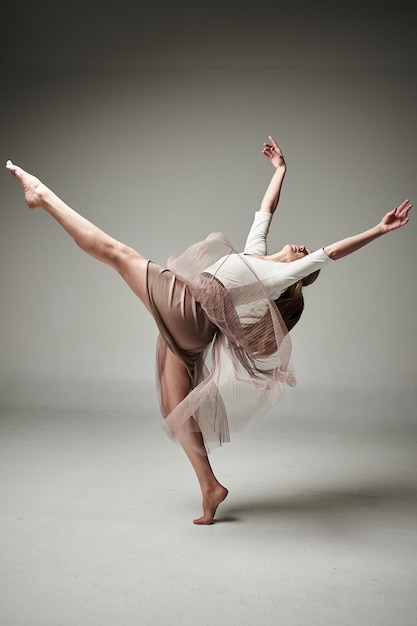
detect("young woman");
top-left (6, 136), bottom-right (412, 524)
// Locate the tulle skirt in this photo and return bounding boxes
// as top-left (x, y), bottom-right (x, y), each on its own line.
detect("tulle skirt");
top-left (146, 232), bottom-right (296, 454)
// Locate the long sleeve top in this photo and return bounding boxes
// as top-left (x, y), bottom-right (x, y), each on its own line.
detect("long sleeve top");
top-left (204, 211), bottom-right (332, 300)
top-left (161, 213), bottom-right (335, 452)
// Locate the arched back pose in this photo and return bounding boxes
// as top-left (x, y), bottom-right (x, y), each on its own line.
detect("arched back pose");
top-left (6, 136), bottom-right (412, 525)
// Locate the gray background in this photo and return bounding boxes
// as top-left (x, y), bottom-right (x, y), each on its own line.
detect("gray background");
top-left (1, 3), bottom-right (417, 626)
top-left (1, 1), bottom-right (415, 413)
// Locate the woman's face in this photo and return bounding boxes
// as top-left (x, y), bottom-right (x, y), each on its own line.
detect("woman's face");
top-left (281, 244), bottom-right (312, 262)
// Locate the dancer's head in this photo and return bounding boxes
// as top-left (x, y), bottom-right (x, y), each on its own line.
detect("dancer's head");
top-left (274, 269), bottom-right (320, 331)
top-left (277, 244), bottom-right (312, 262)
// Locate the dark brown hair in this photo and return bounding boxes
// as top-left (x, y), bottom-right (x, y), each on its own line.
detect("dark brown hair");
top-left (274, 269), bottom-right (320, 331)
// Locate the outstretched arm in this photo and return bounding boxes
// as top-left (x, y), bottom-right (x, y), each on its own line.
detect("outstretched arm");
top-left (260, 136), bottom-right (287, 215)
top-left (324, 199), bottom-right (412, 260)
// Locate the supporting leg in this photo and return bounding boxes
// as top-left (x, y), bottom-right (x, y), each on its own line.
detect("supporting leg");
top-left (7, 160), bottom-right (228, 524)
top-left (160, 347), bottom-right (228, 524)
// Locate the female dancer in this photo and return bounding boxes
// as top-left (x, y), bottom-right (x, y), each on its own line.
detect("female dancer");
top-left (6, 137), bottom-right (412, 524)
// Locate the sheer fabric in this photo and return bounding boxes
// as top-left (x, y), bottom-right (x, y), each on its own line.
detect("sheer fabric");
top-left (150, 232), bottom-right (297, 454)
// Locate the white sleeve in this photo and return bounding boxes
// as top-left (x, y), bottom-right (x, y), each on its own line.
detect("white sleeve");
top-left (243, 212), bottom-right (273, 256)
top-left (272, 248), bottom-right (333, 293)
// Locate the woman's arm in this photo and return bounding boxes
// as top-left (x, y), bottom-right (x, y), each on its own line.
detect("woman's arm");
top-left (260, 136), bottom-right (287, 215)
top-left (324, 199), bottom-right (412, 260)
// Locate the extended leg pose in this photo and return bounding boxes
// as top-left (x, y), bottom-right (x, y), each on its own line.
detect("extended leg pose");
top-left (5, 159), bottom-right (227, 524)
top-left (6, 136), bottom-right (411, 524)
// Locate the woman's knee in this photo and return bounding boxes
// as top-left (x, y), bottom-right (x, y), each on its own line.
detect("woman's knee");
top-left (105, 241), bottom-right (140, 269)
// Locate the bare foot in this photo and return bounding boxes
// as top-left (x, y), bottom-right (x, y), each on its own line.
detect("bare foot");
top-left (6, 160), bottom-right (44, 209)
top-left (193, 484), bottom-right (228, 525)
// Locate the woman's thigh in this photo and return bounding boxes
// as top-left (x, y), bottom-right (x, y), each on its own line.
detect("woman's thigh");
top-left (159, 345), bottom-right (191, 415)
top-left (113, 247), bottom-right (152, 312)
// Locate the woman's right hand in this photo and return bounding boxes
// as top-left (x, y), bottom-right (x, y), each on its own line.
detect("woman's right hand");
top-left (262, 136), bottom-right (286, 169)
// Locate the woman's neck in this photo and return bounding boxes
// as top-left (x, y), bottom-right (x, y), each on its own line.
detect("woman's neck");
top-left (263, 251), bottom-right (288, 263)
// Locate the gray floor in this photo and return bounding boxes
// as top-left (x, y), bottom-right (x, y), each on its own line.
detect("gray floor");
top-left (1, 390), bottom-right (417, 626)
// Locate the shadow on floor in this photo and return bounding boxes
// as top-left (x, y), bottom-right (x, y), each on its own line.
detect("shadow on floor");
top-left (215, 479), bottom-right (417, 524)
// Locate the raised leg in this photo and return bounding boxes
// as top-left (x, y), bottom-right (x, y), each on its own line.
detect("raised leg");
top-left (6, 160), bottom-right (150, 308)
top-left (160, 346), bottom-right (228, 524)
top-left (7, 160), bottom-right (228, 524)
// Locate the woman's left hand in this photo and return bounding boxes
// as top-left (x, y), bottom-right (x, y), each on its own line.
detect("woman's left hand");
top-left (262, 136), bottom-right (286, 169)
top-left (380, 199), bottom-right (412, 233)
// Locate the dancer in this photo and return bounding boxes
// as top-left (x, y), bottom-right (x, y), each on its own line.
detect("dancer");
top-left (6, 136), bottom-right (411, 524)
